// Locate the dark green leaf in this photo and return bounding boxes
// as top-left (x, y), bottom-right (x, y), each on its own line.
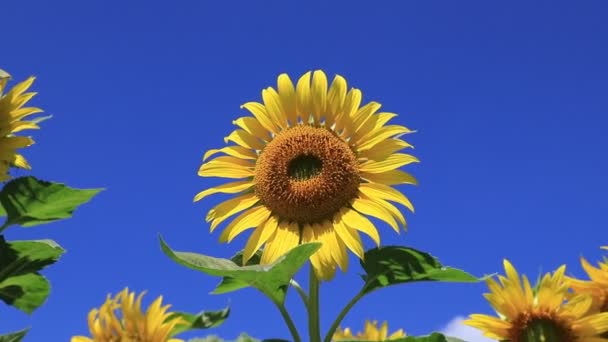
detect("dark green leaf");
top-left (360, 246), bottom-right (484, 294)
top-left (170, 306), bottom-right (230, 335)
top-left (160, 236), bottom-right (320, 304)
top-left (0, 176), bottom-right (103, 232)
top-left (445, 337), bottom-right (468, 342)
top-left (0, 237), bottom-right (64, 313)
top-left (0, 329), bottom-right (28, 342)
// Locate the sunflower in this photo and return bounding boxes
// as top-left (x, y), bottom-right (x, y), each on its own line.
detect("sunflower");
top-left (0, 72), bottom-right (43, 181)
top-left (565, 255), bottom-right (608, 315)
top-left (464, 259), bottom-right (608, 342)
top-left (333, 320), bottom-right (406, 341)
top-left (195, 70), bottom-right (417, 280)
top-left (72, 288), bottom-right (186, 342)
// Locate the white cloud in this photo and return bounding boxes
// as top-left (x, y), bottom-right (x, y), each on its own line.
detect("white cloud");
top-left (439, 316), bottom-right (494, 342)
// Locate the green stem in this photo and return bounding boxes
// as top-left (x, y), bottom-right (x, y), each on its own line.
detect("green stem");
top-left (308, 266), bottom-right (322, 342)
top-left (274, 301), bottom-right (302, 342)
top-left (323, 289), bottom-right (366, 342)
top-left (290, 279), bottom-right (309, 309)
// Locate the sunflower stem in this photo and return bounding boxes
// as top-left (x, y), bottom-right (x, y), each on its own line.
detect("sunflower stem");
top-left (308, 266), bottom-right (322, 342)
top-left (274, 301), bottom-right (302, 342)
top-left (323, 289), bottom-right (365, 342)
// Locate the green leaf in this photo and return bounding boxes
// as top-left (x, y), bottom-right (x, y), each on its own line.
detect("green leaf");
top-left (445, 337), bottom-right (468, 342)
top-left (0, 237), bottom-right (64, 313)
top-left (160, 236), bottom-right (321, 304)
top-left (0, 176), bottom-right (103, 232)
top-left (0, 329), bottom-right (28, 342)
top-left (337, 332), bottom-right (449, 342)
top-left (212, 249), bottom-right (263, 295)
top-left (360, 246), bottom-right (484, 294)
top-left (170, 306), bottom-right (230, 335)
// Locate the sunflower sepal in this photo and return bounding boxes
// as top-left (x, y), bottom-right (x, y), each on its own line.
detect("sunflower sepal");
top-left (168, 306), bottom-right (231, 336)
top-left (160, 236), bottom-right (321, 304)
top-left (359, 246), bottom-right (485, 295)
top-left (0, 328), bottom-right (29, 342)
top-left (0, 237), bottom-right (64, 314)
top-left (0, 176), bottom-right (103, 233)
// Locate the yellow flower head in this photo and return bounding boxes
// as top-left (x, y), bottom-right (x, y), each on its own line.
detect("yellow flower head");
top-left (333, 320), bottom-right (406, 341)
top-left (196, 70), bottom-right (417, 280)
top-left (566, 255), bottom-right (608, 314)
top-left (0, 73), bottom-right (43, 181)
top-left (464, 260), bottom-right (608, 342)
top-left (71, 288), bottom-right (186, 342)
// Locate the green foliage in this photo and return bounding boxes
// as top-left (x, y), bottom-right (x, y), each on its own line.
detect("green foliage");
top-left (360, 246), bottom-right (485, 294)
top-left (169, 306), bottom-right (230, 335)
top-left (186, 334), bottom-right (261, 342)
top-left (160, 236), bottom-right (321, 304)
top-left (0, 237), bottom-right (64, 313)
top-left (0, 328), bottom-right (28, 342)
top-left (0, 176), bottom-right (103, 232)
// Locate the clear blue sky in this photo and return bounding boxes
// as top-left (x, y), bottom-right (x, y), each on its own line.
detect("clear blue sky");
top-left (2, 1), bottom-right (608, 341)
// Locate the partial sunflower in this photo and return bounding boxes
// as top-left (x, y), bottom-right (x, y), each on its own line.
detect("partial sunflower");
top-left (0, 72), bottom-right (44, 181)
top-left (71, 288), bottom-right (186, 342)
top-left (333, 320), bottom-right (406, 341)
top-left (464, 259), bottom-right (608, 342)
top-left (195, 70), bottom-right (417, 280)
top-left (565, 255), bottom-right (608, 315)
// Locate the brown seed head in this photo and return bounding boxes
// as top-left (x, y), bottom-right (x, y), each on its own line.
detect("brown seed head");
top-left (254, 126), bottom-right (360, 224)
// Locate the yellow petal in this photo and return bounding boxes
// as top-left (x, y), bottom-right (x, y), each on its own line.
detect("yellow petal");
top-left (197, 166), bottom-right (253, 179)
top-left (325, 225), bottom-right (348, 271)
top-left (333, 211), bottom-right (365, 259)
top-left (325, 75), bottom-right (347, 127)
top-left (277, 74), bottom-right (297, 126)
top-left (240, 101), bottom-right (279, 134)
top-left (356, 112), bottom-right (397, 139)
top-left (359, 182), bottom-right (415, 212)
top-left (193, 180), bottom-right (253, 202)
top-left (0, 136), bottom-right (34, 150)
top-left (233, 117), bottom-right (270, 140)
top-left (310, 70), bottom-right (328, 123)
top-left (359, 153), bottom-right (419, 174)
top-left (200, 155), bottom-right (254, 169)
top-left (342, 208), bottom-right (380, 246)
top-left (0, 121), bottom-right (39, 137)
top-left (243, 215), bottom-right (279, 263)
top-left (351, 196), bottom-right (400, 233)
top-left (224, 129), bottom-right (265, 150)
top-left (296, 71), bottom-right (312, 122)
top-left (357, 125), bottom-right (413, 151)
top-left (260, 221), bottom-right (300, 265)
top-left (359, 138), bottom-right (413, 160)
top-left (203, 145), bottom-right (257, 161)
top-left (206, 193), bottom-right (259, 231)
top-left (361, 169), bottom-right (418, 186)
top-left (219, 205), bottom-right (271, 242)
top-left (262, 87), bottom-right (287, 129)
top-left (352, 101), bottom-right (381, 132)
top-left (12, 154), bottom-right (31, 170)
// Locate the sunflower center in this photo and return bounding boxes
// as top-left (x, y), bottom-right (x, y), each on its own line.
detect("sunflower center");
top-left (511, 313), bottom-right (576, 342)
top-left (288, 155), bottom-right (323, 180)
top-left (254, 125), bottom-right (360, 224)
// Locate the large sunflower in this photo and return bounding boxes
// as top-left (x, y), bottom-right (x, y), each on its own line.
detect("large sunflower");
top-left (333, 320), bottom-right (406, 341)
top-left (195, 70), bottom-right (417, 280)
top-left (72, 288), bottom-right (186, 342)
top-left (0, 73), bottom-right (43, 181)
top-left (464, 260), bottom-right (608, 342)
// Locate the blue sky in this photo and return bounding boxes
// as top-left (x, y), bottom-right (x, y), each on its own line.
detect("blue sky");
top-left (2, 1), bottom-right (608, 341)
